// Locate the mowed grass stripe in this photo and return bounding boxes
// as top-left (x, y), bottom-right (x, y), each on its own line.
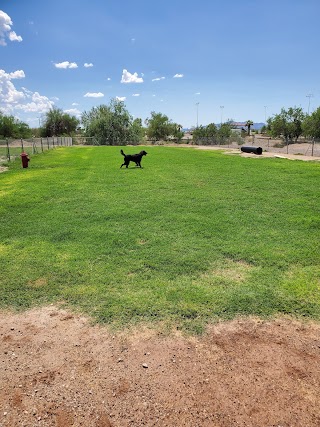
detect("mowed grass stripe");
top-left (0, 146), bottom-right (319, 332)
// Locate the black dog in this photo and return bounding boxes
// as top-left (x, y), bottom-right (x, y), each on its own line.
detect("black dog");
top-left (120, 149), bottom-right (147, 168)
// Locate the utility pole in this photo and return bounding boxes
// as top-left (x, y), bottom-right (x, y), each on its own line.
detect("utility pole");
top-left (306, 94), bottom-right (313, 115)
top-left (220, 106), bottom-right (224, 126)
top-left (264, 106), bottom-right (267, 123)
top-left (196, 102), bottom-right (199, 127)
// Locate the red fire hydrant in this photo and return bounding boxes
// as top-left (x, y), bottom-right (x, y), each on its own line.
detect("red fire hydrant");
top-left (20, 152), bottom-right (30, 168)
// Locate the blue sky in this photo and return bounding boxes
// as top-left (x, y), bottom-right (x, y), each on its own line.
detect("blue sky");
top-left (1, 0), bottom-right (319, 129)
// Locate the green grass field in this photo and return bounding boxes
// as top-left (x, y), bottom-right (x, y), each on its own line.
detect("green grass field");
top-left (0, 146), bottom-right (319, 332)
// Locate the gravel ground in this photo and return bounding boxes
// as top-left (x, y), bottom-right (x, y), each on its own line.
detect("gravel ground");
top-left (1, 306), bottom-right (320, 427)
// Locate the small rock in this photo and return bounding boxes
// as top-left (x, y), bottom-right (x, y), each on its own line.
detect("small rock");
top-left (142, 363), bottom-right (148, 368)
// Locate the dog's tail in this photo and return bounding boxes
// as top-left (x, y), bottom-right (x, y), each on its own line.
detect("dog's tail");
top-left (120, 149), bottom-right (125, 157)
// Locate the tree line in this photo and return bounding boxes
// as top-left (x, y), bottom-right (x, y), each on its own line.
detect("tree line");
top-left (262, 106), bottom-right (320, 143)
top-left (1, 102), bottom-right (320, 144)
top-left (0, 111), bottom-right (32, 139)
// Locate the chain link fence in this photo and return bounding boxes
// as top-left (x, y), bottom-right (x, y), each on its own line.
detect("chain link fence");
top-left (191, 134), bottom-right (320, 157)
top-left (0, 137), bottom-right (73, 164)
top-left (252, 136), bottom-right (320, 157)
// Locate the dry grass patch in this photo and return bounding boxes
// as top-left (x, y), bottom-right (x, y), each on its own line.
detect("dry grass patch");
top-left (201, 259), bottom-right (253, 284)
top-left (27, 277), bottom-right (48, 288)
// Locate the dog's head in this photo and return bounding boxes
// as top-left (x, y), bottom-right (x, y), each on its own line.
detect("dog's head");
top-left (140, 150), bottom-right (147, 156)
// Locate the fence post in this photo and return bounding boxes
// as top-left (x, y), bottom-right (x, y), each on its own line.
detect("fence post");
top-left (21, 138), bottom-right (24, 152)
top-left (6, 139), bottom-right (10, 162)
top-left (311, 138), bottom-right (315, 157)
top-left (41, 137), bottom-right (43, 153)
top-left (47, 136), bottom-right (49, 150)
top-left (53, 137), bottom-right (55, 148)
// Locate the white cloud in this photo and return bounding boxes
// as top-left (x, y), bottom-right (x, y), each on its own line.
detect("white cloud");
top-left (152, 76), bottom-right (165, 82)
top-left (173, 74), bottom-right (184, 78)
top-left (9, 70), bottom-right (25, 79)
top-left (84, 63), bottom-right (93, 68)
top-left (132, 93), bottom-right (140, 97)
top-left (0, 69), bottom-right (25, 105)
top-left (15, 92), bottom-right (55, 113)
top-left (21, 86), bottom-right (33, 96)
top-left (54, 61), bottom-right (78, 69)
top-left (84, 92), bottom-right (104, 98)
top-left (72, 102), bottom-right (79, 106)
top-left (121, 69), bottom-right (143, 84)
top-left (64, 108), bottom-right (81, 116)
top-left (0, 68), bottom-right (55, 121)
top-left (116, 96), bottom-right (126, 101)
top-left (9, 31), bottom-right (22, 42)
top-left (0, 11), bottom-right (23, 46)
top-left (195, 92), bottom-right (200, 95)
top-left (107, 77), bottom-right (111, 81)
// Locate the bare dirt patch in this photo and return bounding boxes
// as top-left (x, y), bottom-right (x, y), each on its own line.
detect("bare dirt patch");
top-left (0, 165), bottom-right (8, 173)
top-left (1, 306), bottom-right (320, 427)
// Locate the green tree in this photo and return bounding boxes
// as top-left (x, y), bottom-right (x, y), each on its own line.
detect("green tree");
top-left (192, 123), bottom-right (217, 145)
top-left (0, 112), bottom-right (31, 139)
top-left (15, 121), bottom-right (32, 138)
top-left (145, 111), bottom-right (183, 142)
top-left (43, 107), bottom-right (79, 136)
top-left (217, 122), bottom-right (232, 144)
top-left (130, 118), bottom-right (145, 144)
top-left (245, 120), bottom-right (254, 136)
top-left (267, 107), bottom-right (305, 144)
top-left (81, 99), bottom-right (143, 145)
top-left (302, 107), bottom-right (320, 139)
top-left (0, 114), bottom-right (16, 138)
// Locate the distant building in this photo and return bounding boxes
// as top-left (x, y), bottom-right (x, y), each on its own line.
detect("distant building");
top-left (231, 122), bottom-right (247, 130)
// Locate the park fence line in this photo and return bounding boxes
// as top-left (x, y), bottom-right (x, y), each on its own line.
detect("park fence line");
top-left (0, 137), bottom-right (73, 163)
top-left (1, 136), bottom-right (319, 163)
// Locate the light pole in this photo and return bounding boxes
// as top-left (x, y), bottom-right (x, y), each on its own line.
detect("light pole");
top-left (306, 94), bottom-right (313, 115)
top-left (264, 106), bottom-right (267, 123)
top-left (196, 102), bottom-right (199, 127)
top-left (220, 106), bottom-right (224, 126)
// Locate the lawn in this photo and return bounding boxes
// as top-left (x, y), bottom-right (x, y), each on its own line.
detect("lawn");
top-left (0, 146), bottom-right (319, 333)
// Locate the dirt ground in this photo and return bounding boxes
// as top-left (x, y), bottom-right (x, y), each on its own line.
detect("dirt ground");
top-left (1, 306), bottom-right (320, 427)
top-left (191, 140), bottom-right (320, 161)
